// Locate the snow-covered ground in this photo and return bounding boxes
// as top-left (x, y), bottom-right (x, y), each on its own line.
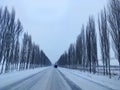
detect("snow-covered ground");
top-left (0, 67), bottom-right (49, 89)
top-left (59, 67), bottom-right (120, 90)
top-left (0, 67), bottom-right (74, 90)
top-left (0, 67), bottom-right (119, 90)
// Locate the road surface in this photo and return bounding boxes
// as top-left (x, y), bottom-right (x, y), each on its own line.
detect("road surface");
top-left (0, 67), bottom-right (117, 90)
top-left (1, 67), bottom-right (81, 90)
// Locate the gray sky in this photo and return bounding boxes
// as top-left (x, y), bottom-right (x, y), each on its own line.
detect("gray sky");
top-left (0, 0), bottom-right (108, 63)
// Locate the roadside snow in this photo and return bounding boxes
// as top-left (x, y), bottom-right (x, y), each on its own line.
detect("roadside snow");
top-left (0, 67), bottom-right (49, 89)
top-left (59, 67), bottom-right (120, 90)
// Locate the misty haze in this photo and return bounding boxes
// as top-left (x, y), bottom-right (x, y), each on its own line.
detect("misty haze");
top-left (0, 0), bottom-right (120, 90)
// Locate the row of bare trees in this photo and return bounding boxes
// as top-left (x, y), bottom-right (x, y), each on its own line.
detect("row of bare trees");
top-left (19, 33), bottom-right (51, 71)
top-left (57, 17), bottom-right (98, 73)
top-left (0, 7), bottom-right (51, 74)
top-left (57, 0), bottom-right (120, 78)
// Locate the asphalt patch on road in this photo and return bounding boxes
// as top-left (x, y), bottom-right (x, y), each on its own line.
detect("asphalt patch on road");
top-left (58, 70), bottom-right (82, 90)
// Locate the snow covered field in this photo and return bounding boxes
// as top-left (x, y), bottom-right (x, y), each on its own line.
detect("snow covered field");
top-left (59, 67), bottom-right (120, 90)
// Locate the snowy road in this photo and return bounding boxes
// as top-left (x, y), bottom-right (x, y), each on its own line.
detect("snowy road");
top-left (0, 67), bottom-right (119, 90)
top-left (0, 67), bottom-right (80, 90)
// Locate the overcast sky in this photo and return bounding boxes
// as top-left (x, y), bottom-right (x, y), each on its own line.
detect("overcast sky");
top-left (0, 0), bottom-right (108, 63)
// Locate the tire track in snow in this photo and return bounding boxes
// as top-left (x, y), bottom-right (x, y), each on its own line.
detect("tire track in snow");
top-left (58, 69), bottom-right (82, 90)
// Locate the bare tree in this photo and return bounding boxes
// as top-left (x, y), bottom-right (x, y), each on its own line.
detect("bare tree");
top-left (86, 16), bottom-right (98, 73)
top-left (108, 0), bottom-right (120, 78)
top-left (75, 25), bottom-right (86, 71)
top-left (86, 22), bottom-right (92, 73)
top-left (81, 26), bottom-right (86, 71)
top-left (76, 31), bottom-right (83, 68)
top-left (68, 44), bottom-right (76, 68)
top-left (98, 8), bottom-right (111, 77)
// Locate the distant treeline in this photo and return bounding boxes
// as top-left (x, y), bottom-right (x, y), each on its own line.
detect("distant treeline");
top-left (0, 7), bottom-right (51, 74)
top-left (57, 0), bottom-right (120, 78)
